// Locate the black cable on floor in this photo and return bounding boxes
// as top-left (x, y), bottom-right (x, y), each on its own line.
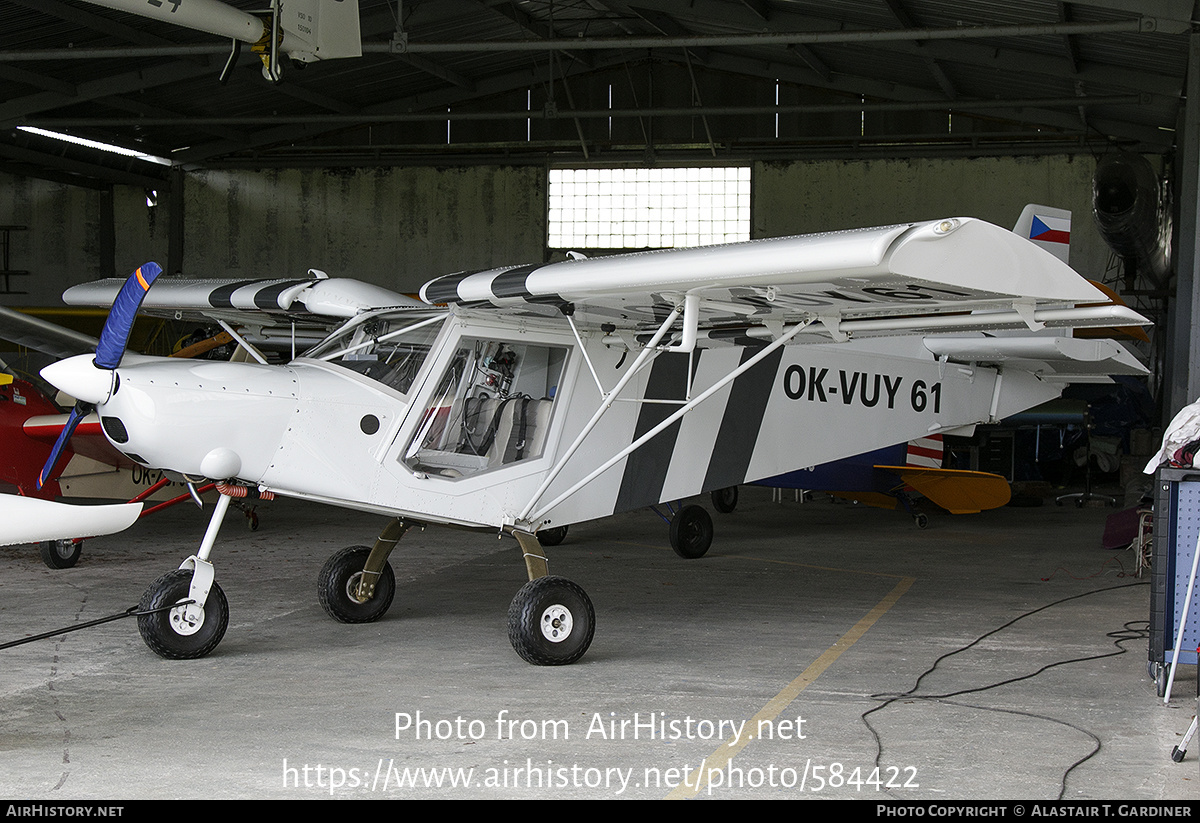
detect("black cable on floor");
top-left (0, 601), bottom-right (191, 651)
top-left (861, 581), bottom-right (1150, 801)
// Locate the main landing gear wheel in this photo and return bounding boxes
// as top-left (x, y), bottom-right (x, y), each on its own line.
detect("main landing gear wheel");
top-left (317, 545), bottom-right (396, 624)
top-left (711, 486), bottom-right (738, 513)
top-left (670, 505), bottom-right (713, 559)
top-left (536, 525), bottom-right (568, 546)
top-left (40, 538), bottom-right (82, 569)
top-left (507, 576), bottom-right (595, 666)
top-left (137, 569), bottom-right (229, 659)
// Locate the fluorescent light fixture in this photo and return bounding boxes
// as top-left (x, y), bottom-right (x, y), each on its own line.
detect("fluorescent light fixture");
top-left (18, 126), bottom-right (172, 166)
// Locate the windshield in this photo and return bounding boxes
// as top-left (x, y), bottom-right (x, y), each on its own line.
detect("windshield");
top-left (303, 310), bottom-right (446, 395)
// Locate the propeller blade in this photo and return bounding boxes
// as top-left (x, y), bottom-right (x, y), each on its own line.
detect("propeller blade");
top-left (36, 403), bottom-right (88, 491)
top-left (94, 262), bottom-right (162, 369)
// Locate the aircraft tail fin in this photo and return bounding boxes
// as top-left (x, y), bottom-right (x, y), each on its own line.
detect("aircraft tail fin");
top-left (1012, 204), bottom-right (1072, 265)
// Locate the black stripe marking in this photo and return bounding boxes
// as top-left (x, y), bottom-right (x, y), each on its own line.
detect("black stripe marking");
top-left (613, 352), bottom-right (696, 514)
top-left (423, 271), bottom-right (477, 304)
top-left (490, 265), bottom-right (541, 298)
top-left (702, 346), bottom-right (785, 492)
top-left (253, 279), bottom-right (309, 311)
top-left (208, 279), bottom-right (266, 308)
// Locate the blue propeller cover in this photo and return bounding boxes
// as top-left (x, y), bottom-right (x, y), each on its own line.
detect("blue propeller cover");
top-left (94, 262), bottom-right (162, 370)
top-left (37, 403), bottom-right (87, 490)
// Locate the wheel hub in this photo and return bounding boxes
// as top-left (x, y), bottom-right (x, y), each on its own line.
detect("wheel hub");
top-left (168, 599), bottom-right (204, 636)
top-left (539, 604), bottom-right (573, 642)
top-left (50, 539), bottom-right (74, 560)
top-left (345, 571), bottom-right (374, 604)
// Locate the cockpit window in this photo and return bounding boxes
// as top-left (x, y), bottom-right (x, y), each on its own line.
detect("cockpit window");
top-left (403, 337), bottom-right (567, 479)
top-left (304, 311), bottom-right (445, 395)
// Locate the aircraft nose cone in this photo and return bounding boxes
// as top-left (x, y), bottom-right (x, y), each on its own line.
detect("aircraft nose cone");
top-left (41, 354), bottom-right (115, 405)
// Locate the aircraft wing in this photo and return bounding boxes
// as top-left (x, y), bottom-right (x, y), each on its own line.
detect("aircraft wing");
top-left (0, 494), bottom-right (142, 546)
top-left (419, 218), bottom-right (1148, 340)
top-left (63, 274), bottom-right (423, 321)
top-left (0, 305), bottom-right (99, 359)
top-left (875, 466), bottom-right (1013, 514)
top-left (22, 412), bottom-right (138, 469)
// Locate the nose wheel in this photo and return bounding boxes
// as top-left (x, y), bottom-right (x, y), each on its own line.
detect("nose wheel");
top-left (137, 569), bottom-right (229, 659)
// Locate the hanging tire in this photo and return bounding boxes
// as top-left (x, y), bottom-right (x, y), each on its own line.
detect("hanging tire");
top-left (40, 539), bottom-right (82, 569)
top-left (317, 545), bottom-right (396, 624)
top-left (710, 486), bottom-right (738, 513)
top-left (137, 569), bottom-right (229, 660)
top-left (536, 525), bottom-right (568, 546)
top-left (507, 576), bottom-right (595, 666)
top-left (669, 505), bottom-right (713, 559)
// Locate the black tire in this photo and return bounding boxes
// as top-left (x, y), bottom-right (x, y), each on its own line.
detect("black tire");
top-left (669, 505), bottom-right (713, 559)
top-left (40, 539), bottom-right (81, 569)
top-left (536, 526), bottom-right (568, 546)
top-left (317, 545), bottom-right (396, 624)
top-left (137, 569), bottom-right (229, 660)
top-left (913, 513), bottom-right (929, 530)
top-left (507, 576), bottom-right (595, 666)
top-left (710, 486), bottom-right (738, 513)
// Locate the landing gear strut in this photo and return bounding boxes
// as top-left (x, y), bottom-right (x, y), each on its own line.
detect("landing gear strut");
top-left (137, 491), bottom-right (234, 659)
top-left (505, 529), bottom-right (594, 665)
top-left (317, 520), bottom-right (410, 624)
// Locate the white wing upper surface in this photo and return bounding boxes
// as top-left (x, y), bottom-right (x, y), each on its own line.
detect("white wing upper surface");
top-left (64, 275), bottom-right (422, 320)
top-left (420, 218), bottom-right (1145, 338)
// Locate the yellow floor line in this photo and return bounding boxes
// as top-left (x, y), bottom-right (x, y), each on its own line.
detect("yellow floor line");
top-left (664, 575), bottom-right (916, 799)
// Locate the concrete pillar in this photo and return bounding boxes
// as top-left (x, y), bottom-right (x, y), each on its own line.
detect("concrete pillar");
top-left (167, 166), bottom-right (184, 277)
top-left (1167, 32), bottom-right (1200, 418)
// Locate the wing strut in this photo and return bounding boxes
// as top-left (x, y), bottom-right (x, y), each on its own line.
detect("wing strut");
top-left (517, 315), bottom-right (815, 526)
top-left (517, 303), bottom-right (682, 523)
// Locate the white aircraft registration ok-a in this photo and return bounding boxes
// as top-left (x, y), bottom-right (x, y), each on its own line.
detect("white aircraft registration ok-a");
top-left (35, 212), bottom-right (1149, 665)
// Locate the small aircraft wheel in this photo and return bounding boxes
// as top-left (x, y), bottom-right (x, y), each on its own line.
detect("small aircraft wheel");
top-left (537, 526), bottom-right (568, 546)
top-left (40, 538), bottom-right (82, 569)
top-left (247, 510), bottom-right (259, 531)
top-left (507, 576), bottom-right (595, 666)
top-left (137, 569), bottom-right (229, 660)
top-left (669, 505), bottom-right (713, 559)
top-left (913, 513), bottom-right (929, 530)
top-left (317, 546), bottom-right (395, 624)
top-left (710, 486), bottom-right (739, 513)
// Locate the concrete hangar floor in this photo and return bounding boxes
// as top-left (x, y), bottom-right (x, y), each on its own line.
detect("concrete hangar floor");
top-left (0, 485), bottom-right (1193, 801)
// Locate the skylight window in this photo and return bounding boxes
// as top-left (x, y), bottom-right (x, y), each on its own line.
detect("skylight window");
top-left (548, 166), bottom-right (750, 250)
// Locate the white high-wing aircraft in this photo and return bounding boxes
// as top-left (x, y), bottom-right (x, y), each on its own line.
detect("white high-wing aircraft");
top-left (36, 214), bottom-right (1149, 665)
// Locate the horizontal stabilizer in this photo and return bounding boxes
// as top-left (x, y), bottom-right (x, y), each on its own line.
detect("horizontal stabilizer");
top-left (0, 495), bottom-right (142, 546)
top-left (877, 466), bottom-right (1012, 514)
